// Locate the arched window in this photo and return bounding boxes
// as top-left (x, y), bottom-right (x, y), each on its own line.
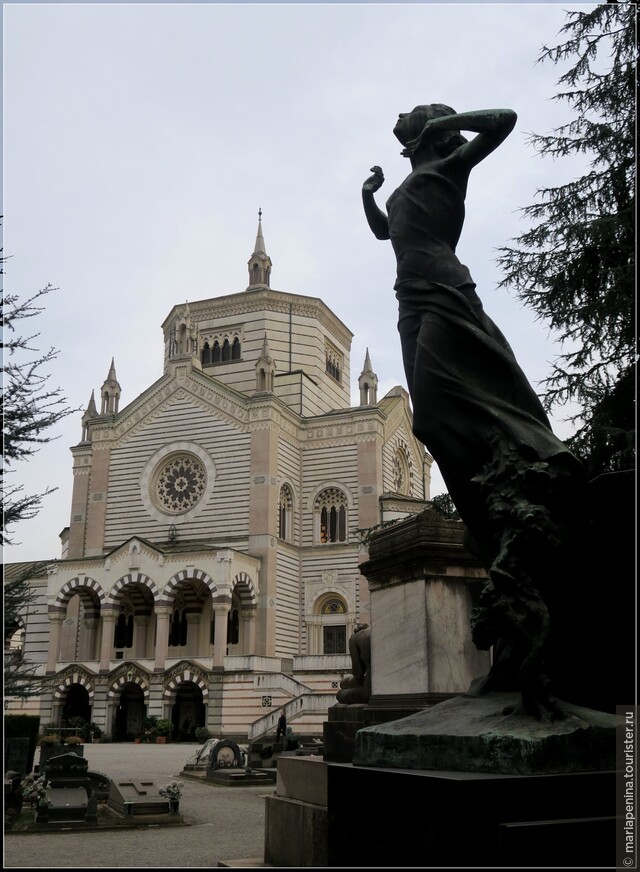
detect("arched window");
top-left (279, 484), bottom-right (293, 542)
top-left (201, 342), bottom-right (211, 365)
top-left (169, 596), bottom-right (188, 648)
top-left (325, 350), bottom-right (343, 383)
top-left (231, 337), bottom-right (241, 359)
top-left (222, 338), bottom-right (231, 361)
top-left (227, 608), bottom-right (239, 645)
top-left (114, 604), bottom-right (134, 650)
top-left (5, 622), bottom-right (25, 659)
top-left (392, 445), bottom-right (413, 496)
top-left (212, 341), bottom-right (221, 363)
top-left (315, 487), bottom-right (348, 544)
top-left (316, 594), bottom-right (348, 654)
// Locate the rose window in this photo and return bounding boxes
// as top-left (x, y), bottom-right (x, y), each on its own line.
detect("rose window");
top-left (155, 455), bottom-right (207, 514)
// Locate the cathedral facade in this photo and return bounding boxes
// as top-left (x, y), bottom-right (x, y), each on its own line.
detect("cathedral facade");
top-left (5, 219), bottom-right (432, 742)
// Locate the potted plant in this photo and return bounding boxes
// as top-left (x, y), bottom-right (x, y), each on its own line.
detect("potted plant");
top-left (158, 779), bottom-right (183, 813)
top-left (89, 723), bottom-right (102, 743)
top-left (64, 735), bottom-right (83, 747)
top-left (155, 719), bottom-right (173, 743)
top-left (194, 726), bottom-right (210, 743)
top-left (38, 734), bottom-right (61, 747)
top-left (143, 715), bottom-right (158, 743)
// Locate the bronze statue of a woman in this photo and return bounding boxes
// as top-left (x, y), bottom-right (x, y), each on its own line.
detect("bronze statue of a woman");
top-left (363, 105), bottom-right (590, 717)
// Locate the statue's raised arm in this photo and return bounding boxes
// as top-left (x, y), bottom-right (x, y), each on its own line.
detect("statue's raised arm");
top-left (401, 107), bottom-right (517, 168)
top-left (362, 165), bottom-right (390, 240)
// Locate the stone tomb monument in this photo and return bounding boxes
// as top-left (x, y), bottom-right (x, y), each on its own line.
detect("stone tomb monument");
top-left (323, 102), bottom-right (625, 867)
top-left (206, 739), bottom-right (272, 786)
top-left (37, 752), bottom-right (95, 825)
top-left (108, 779), bottom-right (181, 821)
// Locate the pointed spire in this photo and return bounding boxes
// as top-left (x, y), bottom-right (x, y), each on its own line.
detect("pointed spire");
top-left (247, 209), bottom-right (272, 289)
top-left (81, 389), bottom-right (98, 441)
top-left (86, 389), bottom-right (97, 415)
top-left (261, 332), bottom-right (272, 361)
top-left (358, 347), bottom-right (378, 406)
top-left (253, 208), bottom-right (267, 256)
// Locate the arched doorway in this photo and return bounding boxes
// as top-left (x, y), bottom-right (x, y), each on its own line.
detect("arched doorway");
top-left (113, 683), bottom-right (146, 742)
top-left (61, 684), bottom-right (92, 726)
top-left (171, 682), bottom-right (205, 741)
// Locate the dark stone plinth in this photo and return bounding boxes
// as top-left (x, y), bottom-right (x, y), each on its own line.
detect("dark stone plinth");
top-left (204, 769), bottom-right (273, 787)
top-left (323, 704), bottom-right (370, 763)
top-left (326, 762), bottom-right (616, 867)
top-left (324, 695), bottom-right (459, 763)
top-left (354, 692), bottom-right (622, 775)
top-left (47, 787), bottom-right (88, 822)
top-left (265, 793), bottom-right (328, 867)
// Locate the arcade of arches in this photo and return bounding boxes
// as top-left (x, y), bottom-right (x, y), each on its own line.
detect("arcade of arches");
top-left (50, 574), bottom-right (256, 674)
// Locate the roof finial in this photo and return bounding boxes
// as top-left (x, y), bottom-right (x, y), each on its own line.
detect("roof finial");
top-left (258, 207), bottom-right (262, 222)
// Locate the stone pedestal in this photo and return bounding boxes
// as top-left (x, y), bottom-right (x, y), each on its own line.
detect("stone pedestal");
top-left (324, 694), bottom-right (457, 763)
top-left (360, 510), bottom-right (490, 702)
top-left (326, 762), bottom-right (616, 867)
top-left (354, 691), bottom-right (622, 775)
top-left (264, 756), bottom-right (328, 868)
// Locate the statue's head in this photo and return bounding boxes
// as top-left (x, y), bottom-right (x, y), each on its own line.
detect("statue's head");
top-left (394, 104), bottom-right (467, 158)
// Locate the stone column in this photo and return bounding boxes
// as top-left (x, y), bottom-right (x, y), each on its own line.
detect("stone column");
top-left (154, 606), bottom-right (172, 671)
top-left (79, 618), bottom-right (99, 661)
top-left (99, 611), bottom-right (117, 673)
top-left (134, 615), bottom-right (150, 659)
top-left (185, 612), bottom-right (202, 657)
top-left (212, 605), bottom-right (230, 667)
top-left (46, 613), bottom-right (64, 674)
top-left (241, 608), bottom-right (257, 655)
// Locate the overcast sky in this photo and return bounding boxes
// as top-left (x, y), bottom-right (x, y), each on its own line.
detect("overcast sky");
top-left (4, 1), bottom-right (597, 564)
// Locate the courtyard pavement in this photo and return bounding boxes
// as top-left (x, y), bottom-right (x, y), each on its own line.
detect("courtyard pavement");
top-left (4, 742), bottom-right (272, 869)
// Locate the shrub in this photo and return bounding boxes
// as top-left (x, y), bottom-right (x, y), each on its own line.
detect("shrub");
top-left (38, 735), bottom-right (61, 746)
top-left (64, 735), bottom-right (83, 745)
top-left (156, 719), bottom-right (173, 736)
top-left (195, 727), bottom-right (210, 742)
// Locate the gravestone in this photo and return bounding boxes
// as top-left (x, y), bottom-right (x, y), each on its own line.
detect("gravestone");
top-left (44, 752), bottom-right (92, 793)
top-left (38, 742), bottom-right (84, 772)
top-left (205, 739), bottom-right (271, 786)
top-left (39, 753), bottom-right (96, 825)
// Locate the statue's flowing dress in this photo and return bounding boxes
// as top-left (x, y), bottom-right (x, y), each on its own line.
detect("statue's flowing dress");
top-left (386, 164), bottom-right (584, 569)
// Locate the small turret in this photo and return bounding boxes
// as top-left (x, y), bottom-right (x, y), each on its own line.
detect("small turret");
top-left (100, 359), bottom-right (121, 415)
top-left (168, 301), bottom-right (198, 360)
top-left (254, 332), bottom-right (276, 394)
top-left (247, 209), bottom-right (272, 289)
